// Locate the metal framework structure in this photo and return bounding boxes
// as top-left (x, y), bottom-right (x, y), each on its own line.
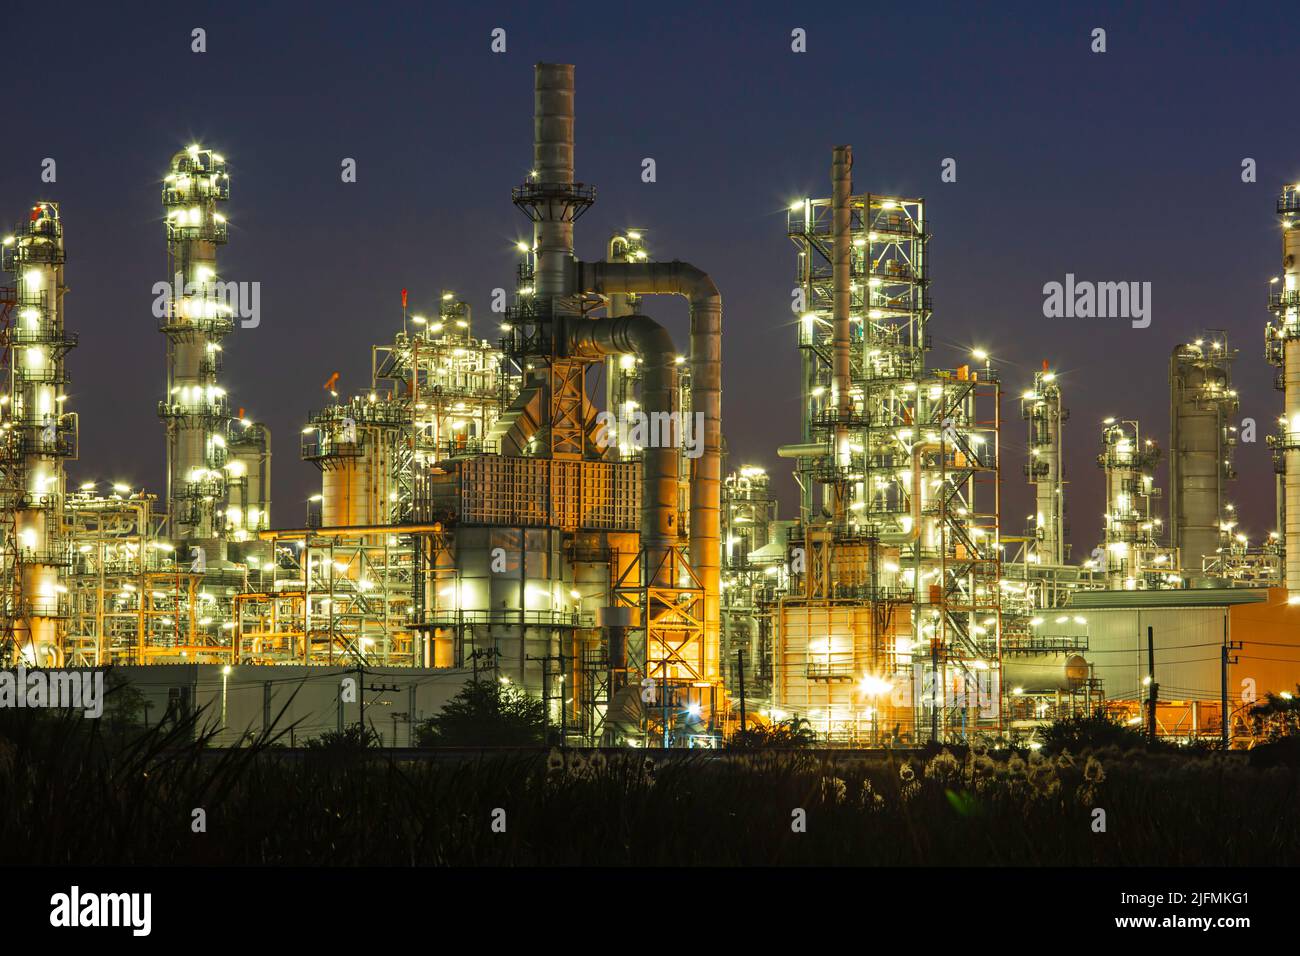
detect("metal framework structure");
top-left (720, 466), bottom-right (782, 703)
top-left (1095, 419), bottom-right (1178, 589)
top-left (234, 526), bottom-right (430, 666)
top-left (776, 166), bottom-right (1006, 744)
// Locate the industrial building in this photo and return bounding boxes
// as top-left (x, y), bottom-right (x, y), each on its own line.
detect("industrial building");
top-left (3, 63), bottom-right (1300, 748)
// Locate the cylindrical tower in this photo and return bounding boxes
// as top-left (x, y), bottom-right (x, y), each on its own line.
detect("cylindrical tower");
top-left (226, 419), bottom-right (271, 540)
top-left (158, 144), bottom-right (233, 559)
top-left (1021, 364), bottom-right (1066, 565)
top-left (303, 400), bottom-right (400, 530)
top-left (1267, 184), bottom-right (1300, 594)
top-left (1, 202), bottom-right (76, 664)
top-left (1169, 333), bottom-right (1238, 580)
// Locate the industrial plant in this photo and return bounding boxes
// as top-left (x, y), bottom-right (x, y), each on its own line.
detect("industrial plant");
top-left (3, 62), bottom-right (1300, 749)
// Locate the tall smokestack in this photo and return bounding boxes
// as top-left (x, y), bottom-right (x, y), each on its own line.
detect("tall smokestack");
top-left (531, 63), bottom-right (577, 300)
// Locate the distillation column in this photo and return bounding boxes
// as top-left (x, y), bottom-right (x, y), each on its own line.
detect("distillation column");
top-left (1170, 334), bottom-right (1238, 580)
top-left (2, 203), bottom-right (75, 664)
top-left (158, 145), bottom-right (233, 561)
top-left (1267, 185), bottom-right (1300, 593)
top-left (1021, 365), bottom-right (1066, 565)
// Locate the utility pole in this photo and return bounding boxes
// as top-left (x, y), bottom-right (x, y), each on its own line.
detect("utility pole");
top-left (360, 677), bottom-right (401, 743)
top-left (662, 673), bottom-right (669, 749)
top-left (737, 648), bottom-right (747, 739)
top-left (356, 662), bottom-right (365, 734)
top-left (1146, 625), bottom-right (1158, 744)
top-left (409, 684), bottom-right (417, 747)
top-left (1221, 614), bottom-right (1228, 748)
top-left (469, 647), bottom-right (499, 685)
top-left (930, 640), bottom-right (940, 743)
top-left (1221, 613), bottom-right (1242, 749)
top-left (559, 650), bottom-right (567, 748)
top-left (528, 650), bottom-right (569, 746)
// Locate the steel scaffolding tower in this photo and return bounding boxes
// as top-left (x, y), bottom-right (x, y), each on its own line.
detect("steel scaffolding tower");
top-left (778, 156), bottom-right (1004, 744)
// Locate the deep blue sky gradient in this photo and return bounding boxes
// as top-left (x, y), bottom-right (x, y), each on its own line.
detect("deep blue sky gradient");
top-left (3, 0), bottom-right (1296, 550)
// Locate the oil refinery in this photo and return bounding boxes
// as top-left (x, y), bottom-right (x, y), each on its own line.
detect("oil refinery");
top-left (3, 63), bottom-right (1300, 749)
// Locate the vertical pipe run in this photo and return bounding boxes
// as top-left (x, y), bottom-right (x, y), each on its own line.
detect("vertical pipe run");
top-left (831, 146), bottom-right (853, 524)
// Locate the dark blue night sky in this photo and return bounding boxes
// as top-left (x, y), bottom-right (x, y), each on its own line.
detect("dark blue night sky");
top-left (3, 0), bottom-right (1296, 550)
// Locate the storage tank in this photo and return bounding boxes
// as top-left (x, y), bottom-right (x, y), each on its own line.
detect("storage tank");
top-left (303, 401), bottom-right (400, 530)
top-left (1003, 653), bottom-right (1090, 693)
top-left (321, 427), bottom-right (393, 527)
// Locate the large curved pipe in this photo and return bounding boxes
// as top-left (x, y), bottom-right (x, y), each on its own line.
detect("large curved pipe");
top-left (577, 259), bottom-right (722, 679)
top-left (566, 314), bottom-right (678, 584)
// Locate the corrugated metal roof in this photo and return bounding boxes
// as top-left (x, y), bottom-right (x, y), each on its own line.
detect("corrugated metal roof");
top-left (1067, 588), bottom-right (1268, 609)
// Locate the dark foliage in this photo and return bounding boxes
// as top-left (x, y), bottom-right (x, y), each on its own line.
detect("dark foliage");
top-left (414, 679), bottom-right (547, 748)
top-left (729, 717), bottom-right (818, 749)
top-left (3, 681), bottom-right (1297, 865)
top-left (1039, 711), bottom-right (1157, 754)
